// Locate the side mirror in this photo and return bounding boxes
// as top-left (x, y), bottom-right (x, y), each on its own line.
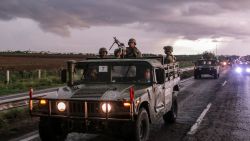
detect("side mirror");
top-left (61, 69), bottom-right (67, 83)
top-left (155, 68), bottom-right (165, 84)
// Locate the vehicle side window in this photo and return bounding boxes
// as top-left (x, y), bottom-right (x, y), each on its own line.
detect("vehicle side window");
top-left (155, 68), bottom-right (165, 84)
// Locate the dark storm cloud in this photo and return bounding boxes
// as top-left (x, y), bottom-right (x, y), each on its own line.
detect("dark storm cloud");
top-left (0, 0), bottom-right (249, 38)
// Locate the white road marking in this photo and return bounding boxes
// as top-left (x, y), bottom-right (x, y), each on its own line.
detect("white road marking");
top-left (19, 133), bottom-right (39, 141)
top-left (222, 80), bottom-right (227, 86)
top-left (187, 103), bottom-right (212, 135)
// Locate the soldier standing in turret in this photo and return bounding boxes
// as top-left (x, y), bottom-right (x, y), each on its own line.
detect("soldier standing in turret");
top-left (99, 47), bottom-right (108, 58)
top-left (114, 48), bottom-right (122, 58)
top-left (163, 46), bottom-right (176, 64)
top-left (125, 38), bottom-right (142, 58)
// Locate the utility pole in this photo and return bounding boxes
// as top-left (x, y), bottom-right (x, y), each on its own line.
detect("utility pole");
top-left (216, 44), bottom-right (218, 56)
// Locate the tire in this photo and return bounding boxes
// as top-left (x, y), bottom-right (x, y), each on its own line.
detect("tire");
top-left (134, 108), bottom-right (150, 141)
top-left (214, 72), bottom-right (218, 79)
top-left (39, 117), bottom-right (68, 141)
top-left (198, 74), bottom-right (202, 79)
top-left (194, 74), bottom-right (198, 79)
top-left (194, 71), bottom-right (198, 79)
top-left (163, 99), bottom-right (178, 124)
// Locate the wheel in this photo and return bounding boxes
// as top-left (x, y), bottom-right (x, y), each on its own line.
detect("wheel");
top-left (194, 75), bottom-right (198, 79)
top-left (214, 72), bottom-right (218, 79)
top-left (163, 99), bottom-right (178, 124)
top-left (194, 72), bottom-right (200, 79)
top-left (194, 71), bottom-right (198, 79)
top-left (39, 117), bottom-right (68, 141)
top-left (134, 108), bottom-right (150, 141)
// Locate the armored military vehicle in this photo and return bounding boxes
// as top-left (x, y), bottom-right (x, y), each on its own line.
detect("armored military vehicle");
top-left (234, 61), bottom-right (250, 74)
top-left (194, 59), bottom-right (220, 79)
top-left (29, 57), bottom-right (180, 141)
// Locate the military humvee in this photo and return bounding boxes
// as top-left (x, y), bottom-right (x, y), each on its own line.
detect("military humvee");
top-left (194, 59), bottom-right (220, 79)
top-left (29, 57), bottom-right (180, 141)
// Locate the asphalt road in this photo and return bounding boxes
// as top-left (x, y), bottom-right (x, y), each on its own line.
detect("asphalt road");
top-left (12, 67), bottom-right (250, 141)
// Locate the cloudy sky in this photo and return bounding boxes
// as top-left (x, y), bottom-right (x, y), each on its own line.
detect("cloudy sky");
top-left (0, 0), bottom-right (250, 55)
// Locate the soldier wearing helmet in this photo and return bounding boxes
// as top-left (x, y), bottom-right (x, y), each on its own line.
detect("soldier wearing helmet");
top-left (114, 48), bottom-right (122, 58)
top-left (163, 46), bottom-right (176, 64)
top-left (99, 47), bottom-right (108, 58)
top-left (125, 38), bottom-right (142, 58)
top-left (114, 48), bottom-right (127, 58)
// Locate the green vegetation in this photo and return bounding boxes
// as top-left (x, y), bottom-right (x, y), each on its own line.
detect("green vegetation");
top-left (0, 108), bottom-right (38, 140)
top-left (179, 61), bottom-right (194, 68)
top-left (181, 70), bottom-right (194, 79)
top-left (0, 70), bottom-right (63, 96)
top-left (0, 108), bottom-right (29, 129)
top-left (176, 55), bottom-right (201, 62)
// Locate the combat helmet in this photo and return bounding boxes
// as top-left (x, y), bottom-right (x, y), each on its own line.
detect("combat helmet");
top-left (163, 46), bottom-right (173, 52)
top-left (128, 38), bottom-right (136, 45)
top-left (114, 48), bottom-right (121, 55)
top-left (99, 47), bottom-right (108, 54)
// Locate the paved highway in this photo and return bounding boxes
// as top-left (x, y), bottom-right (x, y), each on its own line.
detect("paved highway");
top-left (11, 67), bottom-right (250, 141)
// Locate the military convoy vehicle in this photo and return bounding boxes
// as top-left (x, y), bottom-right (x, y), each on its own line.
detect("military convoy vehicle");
top-left (29, 57), bottom-right (180, 141)
top-left (234, 61), bottom-right (250, 74)
top-left (194, 59), bottom-right (220, 79)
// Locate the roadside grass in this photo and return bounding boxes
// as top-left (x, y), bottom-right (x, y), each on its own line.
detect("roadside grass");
top-left (0, 108), bottom-right (39, 140)
top-left (179, 61), bottom-right (194, 79)
top-left (0, 76), bottom-right (63, 96)
top-left (181, 70), bottom-right (194, 80)
top-left (179, 61), bottom-right (194, 68)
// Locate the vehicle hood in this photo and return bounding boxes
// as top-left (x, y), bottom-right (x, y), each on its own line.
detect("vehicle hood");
top-left (43, 84), bottom-right (151, 101)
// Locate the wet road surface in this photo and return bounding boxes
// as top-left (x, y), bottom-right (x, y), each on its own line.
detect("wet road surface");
top-left (12, 68), bottom-right (250, 141)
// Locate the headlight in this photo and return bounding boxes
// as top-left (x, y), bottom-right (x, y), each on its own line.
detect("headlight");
top-left (246, 68), bottom-right (250, 73)
top-left (223, 62), bottom-right (227, 66)
top-left (235, 67), bottom-right (242, 73)
top-left (101, 103), bottom-right (112, 113)
top-left (57, 102), bottom-right (66, 112)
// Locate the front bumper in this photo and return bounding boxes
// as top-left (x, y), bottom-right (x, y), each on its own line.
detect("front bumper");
top-left (29, 98), bottom-right (134, 122)
top-left (195, 68), bottom-right (217, 75)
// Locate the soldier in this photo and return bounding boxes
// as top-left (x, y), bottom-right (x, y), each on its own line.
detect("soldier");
top-left (114, 48), bottom-right (122, 58)
top-left (144, 68), bottom-right (151, 83)
top-left (163, 46), bottom-right (176, 64)
top-left (87, 68), bottom-right (98, 81)
top-left (99, 47), bottom-right (108, 58)
top-left (114, 48), bottom-right (127, 58)
top-left (125, 38), bottom-right (142, 58)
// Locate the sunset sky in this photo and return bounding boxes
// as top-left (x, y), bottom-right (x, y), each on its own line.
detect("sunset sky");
top-left (0, 0), bottom-right (250, 55)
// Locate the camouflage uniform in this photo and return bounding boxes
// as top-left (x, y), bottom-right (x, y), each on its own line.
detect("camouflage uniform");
top-left (125, 38), bottom-right (142, 58)
top-left (163, 46), bottom-right (176, 64)
top-left (114, 48), bottom-right (122, 58)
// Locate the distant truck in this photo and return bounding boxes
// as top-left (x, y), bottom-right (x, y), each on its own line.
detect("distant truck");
top-left (194, 59), bottom-right (220, 79)
top-left (29, 57), bottom-right (180, 141)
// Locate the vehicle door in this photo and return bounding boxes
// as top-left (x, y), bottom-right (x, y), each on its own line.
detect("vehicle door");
top-left (164, 68), bottom-right (173, 110)
top-left (153, 68), bottom-right (165, 112)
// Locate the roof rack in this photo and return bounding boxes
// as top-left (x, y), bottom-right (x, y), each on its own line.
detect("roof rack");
top-left (86, 56), bottom-right (165, 63)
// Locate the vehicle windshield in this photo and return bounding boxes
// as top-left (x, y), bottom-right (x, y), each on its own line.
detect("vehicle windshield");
top-left (73, 62), bottom-right (152, 84)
